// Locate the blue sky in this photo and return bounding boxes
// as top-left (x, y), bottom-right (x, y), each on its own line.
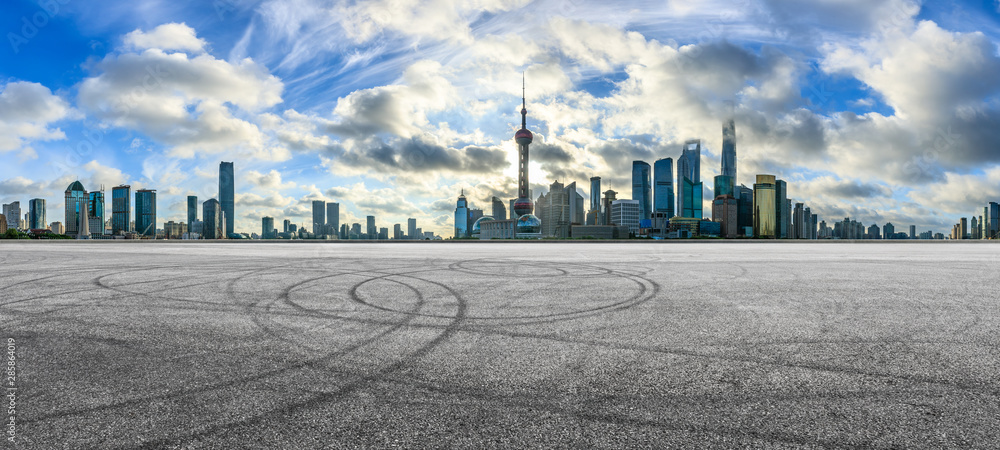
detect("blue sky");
top-left (2, 0), bottom-right (1000, 236)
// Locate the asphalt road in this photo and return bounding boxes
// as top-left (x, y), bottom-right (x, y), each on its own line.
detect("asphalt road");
top-left (2, 242), bottom-right (998, 448)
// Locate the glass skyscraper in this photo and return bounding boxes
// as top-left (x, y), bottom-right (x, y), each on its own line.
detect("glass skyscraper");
top-left (203, 199), bottom-right (221, 239)
top-left (64, 181), bottom-right (87, 237)
top-left (112, 185), bottom-right (131, 235)
top-left (28, 198), bottom-right (45, 230)
top-left (753, 175), bottom-right (776, 238)
top-left (677, 140), bottom-right (701, 218)
top-left (312, 200), bottom-right (326, 234)
top-left (589, 177), bottom-right (601, 214)
top-left (722, 117), bottom-right (736, 185)
top-left (219, 161), bottom-right (235, 237)
top-left (135, 189), bottom-right (156, 237)
top-left (366, 215), bottom-right (376, 240)
top-left (654, 158), bottom-right (674, 218)
top-left (261, 216), bottom-right (274, 239)
top-left (327, 203), bottom-right (339, 236)
top-left (775, 179), bottom-right (788, 239)
top-left (455, 190), bottom-right (468, 238)
top-left (187, 195), bottom-right (198, 234)
top-left (632, 161), bottom-right (651, 221)
top-left (88, 190), bottom-right (105, 235)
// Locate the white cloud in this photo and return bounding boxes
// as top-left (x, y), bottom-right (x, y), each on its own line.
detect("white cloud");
top-left (0, 81), bottom-right (73, 157)
top-left (123, 23), bottom-right (206, 53)
top-left (245, 169), bottom-right (296, 190)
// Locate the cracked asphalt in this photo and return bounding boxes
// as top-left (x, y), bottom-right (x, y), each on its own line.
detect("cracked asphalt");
top-left (2, 241), bottom-right (998, 448)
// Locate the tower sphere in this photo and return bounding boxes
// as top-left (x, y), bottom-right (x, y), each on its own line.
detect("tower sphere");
top-left (515, 128), bottom-right (533, 145)
top-left (512, 197), bottom-right (533, 217)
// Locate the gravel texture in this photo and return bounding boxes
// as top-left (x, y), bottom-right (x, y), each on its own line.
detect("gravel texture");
top-left (2, 241), bottom-right (999, 448)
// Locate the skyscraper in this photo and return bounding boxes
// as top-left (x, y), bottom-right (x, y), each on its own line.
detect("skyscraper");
top-left (260, 217), bottom-right (273, 239)
top-left (393, 223), bottom-right (402, 240)
top-left (110, 185), bottom-right (131, 235)
top-left (753, 175), bottom-right (777, 239)
top-left (987, 203), bottom-right (1000, 239)
top-left (187, 195), bottom-right (198, 234)
top-left (312, 200), bottom-right (326, 235)
top-left (589, 177), bottom-right (601, 214)
top-left (491, 197), bottom-right (507, 221)
top-left (632, 161), bottom-right (652, 221)
top-left (721, 115), bottom-right (736, 188)
top-left (653, 158), bottom-right (674, 219)
top-left (677, 140), bottom-right (702, 218)
top-left (2, 202), bottom-right (19, 230)
top-left (909, 225), bottom-right (916, 239)
top-left (135, 189), bottom-right (157, 237)
top-left (219, 161), bottom-right (235, 237)
top-left (327, 203), bottom-right (339, 236)
top-left (88, 189), bottom-right (105, 236)
top-left (601, 190), bottom-right (617, 227)
top-left (28, 198), bottom-right (45, 230)
top-left (737, 184), bottom-right (753, 235)
top-left (775, 180), bottom-right (788, 239)
top-left (366, 215), bottom-right (376, 239)
top-left (611, 199), bottom-right (642, 233)
top-left (407, 218), bottom-right (417, 240)
top-left (64, 181), bottom-right (87, 237)
top-left (203, 199), bottom-right (221, 239)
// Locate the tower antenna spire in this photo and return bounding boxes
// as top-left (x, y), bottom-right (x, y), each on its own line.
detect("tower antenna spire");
top-left (520, 72), bottom-right (527, 129)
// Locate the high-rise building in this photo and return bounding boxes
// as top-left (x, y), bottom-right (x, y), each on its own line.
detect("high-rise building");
top-left (219, 162), bottom-right (235, 237)
top-left (28, 198), bottom-right (45, 229)
top-left (187, 195), bottom-right (198, 234)
top-left (88, 189), bottom-right (105, 236)
top-left (351, 223), bottom-right (361, 239)
top-left (203, 199), bottom-right (221, 239)
top-left (868, 224), bottom-right (881, 239)
top-left (393, 224), bottom-right (402, 240)
top-left (654, 158), bottom-right (675, 219)
top-left (112, 185), bottom-right (131, 235)
top-left (811, 213), bottom-right (818, 240)
top-left (737, 184), bottom-right (753, 235)
top-left (327, 203), bottom-right (339, 236)
top-left (753, 175), bottom-right (777, 239)
top-left (50, 222), bottom-right (63, 234)
top-left (135, 189), bottom-right (157, 237)
top-left (601, 190), bottom-right (617, 227)
top-left (677, 139), bottom-right (702, 218)
top-left (589, 177), bottom-right (601, 214)
top-left (262, 216), bottom-right (274, 239)
top-left (491, 197), bottom-right (506, 221)
top-left (0, 214), bottom-right (5, 234)
top-left (611, 199), bottom-right (641, 233)
top-left (632, 161), bottom-right (652, 221)
top-left (455, 190), bottom-right (469, 238)
top-left (2, 202), bottom-right (19, 230)
top-left (712, 196), bottom-right (739, 238)
top-left (775, 180), bottom-right (788, 239)
top-left (366, 215), bottom-right (376, 240)
top-left (312, 200), bottom-right (326, 235)
top-left (721, 114), bottom-right (737, 189)
top-left (883, 222), bottom-right (895, 240)
top-left (64, 181), bottom-right (87, 237)
top-left (909, 225), bottom-right (916, 239)
top-left (987, 203), bottom-right (1000, 239)
top-left (407, 218), bottom-right (417, 240)
top-left (793, 203), bottom-right (805, 239)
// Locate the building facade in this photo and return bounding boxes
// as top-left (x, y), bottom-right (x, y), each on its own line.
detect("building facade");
top-left (654, 158), bottom-right (674, 219)
top-left (203, 199), bottom-right (222, 239)
top-left (28, 198), bottom-right (45, 229)
top-left (112, 185), bottom-right (131, 235)
top-left (753, 175), bottom-right (777, 239)
top-left (219, 161), bottom-right (235, 237)
top-left (611, 199), bottom-right (641, 234)
top-left (64, 181), bottom-right (87, 237)
top-left (632, 161), bottom-right (651, 221)
top-left (135, 189), bottom-right (157, 237)
top-left (187, 195), bottom-right (197, 234)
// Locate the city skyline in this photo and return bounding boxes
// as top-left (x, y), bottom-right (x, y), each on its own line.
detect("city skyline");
top-left (3, 1), bottom-right (1000, 237)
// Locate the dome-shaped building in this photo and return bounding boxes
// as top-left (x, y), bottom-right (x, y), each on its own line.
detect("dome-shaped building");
top-left (515, 213), bottom-right (542, 238)
top-left (471, 215), bottom-right (494, 237)
top-left (64, 180), bottom-right (88, 237)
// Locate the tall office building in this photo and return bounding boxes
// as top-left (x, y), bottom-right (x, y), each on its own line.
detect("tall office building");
top-left (3, 202), bottom-right (21, 230)
top-left (753, 175), bottom-right (777, 239)
top-left (491, 197), bottom-right (507, 221)
top-left (721, 115), bottom-right (736, 187)
top-left (261, 216), bottom-right (274, 239)
top-left (366, 215), bottom-right (376, 239)
top-left (28, 199), bottom-right (45, 229)
top-left (64, 181), bottom-right (87, 237)
top-left (187, 195), bottom-right (198, 234)
top-left (203, 199), bottom-right (221, 239)
top-left (393, 224), bottom-right (403, 240)
top-left (219, 161), bottom-right (235, 237)
top-left (654, 158), bottom-right (674, 219)
top-left (811, 213), bottom-right (818, 239)
top-left (775, 180), bottom-right (788, 239)
top-left (589, 177), bottom-right (601, 214)
top-left (677, 140), bottom-right (703, 219)
top-left (632, 161), bottom-right (652, 221)
top-left (737, 184), bottom-right (753, 235)
top-left (611, 199), bottom-right (642, 233)
top-left (312, 200), bottom-right (326, 234)
top-left (909, 225), bottom-right (916, 239)
top-left (712, 196), bottom-right (739, 238)
top-left (407, 218), bottom-right (417, 240)
top-left (327, 203), bottom-right (339, 236)
top-left (536, 180), bottom-right (582, 238)
top-left (601, 190), bottom-right (617, 227)
top-left (135, 189), bottom-right (157, 237)
top-left (793, 203), bottom-right (805, 239)
top-left (112, 185), bottom-right (131, 235)
top-left (88, 189), bottom-right (105, 236)
top-left (883, 222), bottom-right (895, 240)
top-left (455, 190), bottom-right (469, 238)
top-left (987, 202), bottom-right (999, 239)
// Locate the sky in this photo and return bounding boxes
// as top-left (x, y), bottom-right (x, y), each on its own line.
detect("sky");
top-left (2, 0), bottom-right (1000, 237)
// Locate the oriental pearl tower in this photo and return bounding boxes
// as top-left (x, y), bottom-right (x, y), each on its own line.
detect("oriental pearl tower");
top-left (513, 75), bottom-right (541, 237)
